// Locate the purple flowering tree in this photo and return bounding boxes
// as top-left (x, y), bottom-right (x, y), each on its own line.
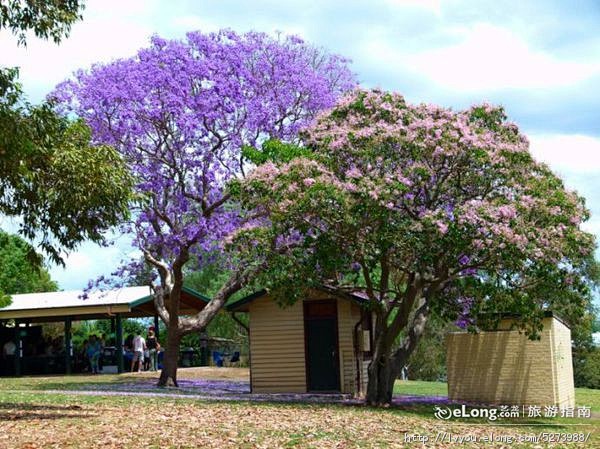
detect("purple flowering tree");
top-left (232, 89), bottom-right (598, 405)
top-left (53, 30), bottom-right (355, 386)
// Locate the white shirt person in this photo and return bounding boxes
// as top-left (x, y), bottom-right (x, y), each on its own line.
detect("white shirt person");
top-left (131, 334), bottom-right (146, 373)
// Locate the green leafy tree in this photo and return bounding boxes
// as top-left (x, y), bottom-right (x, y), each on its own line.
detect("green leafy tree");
top-left (1, 96), bottom-right (135, 264)
top-left (404, 312), bottom-right (454, 382)
top-left (0, 231), bottom-right (58, 306)
top-left (568, 303), bottom-right (600, 388)
top-left (574, 347), bottom-right (600, 389)
top-left (95, 318), bottom-right (149, 345)
top-left (1, 0), bottom-right (132, 264)
top-left (1, 0), bottom-right (83, 103)
top-left (0, 0), bottom-right (84, 45)
top-left (1, 0), bottom-right (83, 99)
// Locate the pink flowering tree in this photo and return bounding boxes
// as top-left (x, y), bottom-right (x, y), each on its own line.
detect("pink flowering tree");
top-left (231, 89), bottom-right (598, 405)
top-left (53, 30), bottom-right (355, 386)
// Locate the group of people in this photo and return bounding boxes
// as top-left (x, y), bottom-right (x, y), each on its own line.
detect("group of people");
top-left (2, 332), bottom-right (110, 374)
top-left (81, 328), bottom-right (162, 373)
top-left (1, 327), bottom-right (162, 374)
top-left (1, 333), bottom-right (68, 375)
top-left (2, 335), bottom-right (65, 358)
top-left (126, 329), bottom-right (160, 372)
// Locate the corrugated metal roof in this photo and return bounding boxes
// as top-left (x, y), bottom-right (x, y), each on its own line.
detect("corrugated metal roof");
top-left (2, 286), bottom-right (151, 312)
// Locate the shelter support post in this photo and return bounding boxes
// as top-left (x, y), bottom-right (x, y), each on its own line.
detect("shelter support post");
top-left (65, 317), bottom-right (72, 375)
top-left (154, 314), bottom-right (159, 339)
top-left (14, 320), bottom-right (21, 377)
top-left (199, 331), bottom-right (208, 366)
top-left (116, 313), bottom-right (123, 373)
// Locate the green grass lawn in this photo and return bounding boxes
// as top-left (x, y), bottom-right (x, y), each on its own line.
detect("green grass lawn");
top-left (0, 371), bottom-right (598, 448)
top-left (393, 379), bottom-right (600, 415)
top-left (393, 379), bottom-right (448, 397)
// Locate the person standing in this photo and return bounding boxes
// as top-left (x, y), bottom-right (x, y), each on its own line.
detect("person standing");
top-left (131, 332), bottom-right (146, 373)
top-left (86, 335), bottom-right (101, 374)
top-left (2, 339), bottom-right (16, 358)
top-left (146, 330), bottom-right (160, 372)
top-left (81, 338), bottom-right (90, 372)
top-left (1, 339), bottom-right (17, 376)
top-left (98, 333), bottom-right (106, 372)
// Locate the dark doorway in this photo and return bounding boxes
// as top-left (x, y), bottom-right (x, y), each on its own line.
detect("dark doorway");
top-left (304, 300), bottom-right (340, 392)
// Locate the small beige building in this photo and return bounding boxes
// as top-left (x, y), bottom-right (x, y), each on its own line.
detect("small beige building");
top-left (446, 313), bottom-right (575, 407)
top-left (228, 289), bottom-right (373, 394)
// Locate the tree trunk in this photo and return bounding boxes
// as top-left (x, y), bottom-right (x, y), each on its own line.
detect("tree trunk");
top-left (365, 299), bottom-right (430, 406)
top-left (366, 354), bottom-right (398, 406)
top-left (158, 325), bottom-right (181, 387)
top-left (151, 267), bottom-right (251, 388)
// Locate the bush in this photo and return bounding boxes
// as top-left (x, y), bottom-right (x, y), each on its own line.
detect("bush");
top-left (574, 348), bottom-right (600, 389)
top-left (405, 315), bottom-right (454, 382)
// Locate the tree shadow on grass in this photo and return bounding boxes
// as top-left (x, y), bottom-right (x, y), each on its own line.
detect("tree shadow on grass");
top-left (0, 403), bottom-right (83, 411)
top-left (0, 402), bottom-right (95, 421)
top-left (6, 374), bottom-right (148, 392)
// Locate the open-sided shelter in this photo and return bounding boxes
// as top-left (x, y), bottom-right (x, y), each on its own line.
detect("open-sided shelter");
top-left (0, 286), bottom-right (209, 376)
top-left (228, 288), bottom-right (374, 395)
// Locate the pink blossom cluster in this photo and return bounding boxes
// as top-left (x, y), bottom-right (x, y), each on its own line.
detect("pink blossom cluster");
top-left (236, 88), bottom-right (594, 290)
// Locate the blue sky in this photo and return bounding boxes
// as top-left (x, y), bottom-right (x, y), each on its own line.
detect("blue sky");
top-left (0, 0), bottom-right (599, 291)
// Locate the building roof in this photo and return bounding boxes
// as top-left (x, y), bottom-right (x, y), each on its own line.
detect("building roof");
top-left (0, 286), bottom-right (210, 322)
top-left (227, 286), bottom-right (370, 312)
top-left (478, 310), bottom-right (570, 329)
top-left (3, 286), bottom-right (152, 312)
top-left (447, 310), bottom-right (571, 334)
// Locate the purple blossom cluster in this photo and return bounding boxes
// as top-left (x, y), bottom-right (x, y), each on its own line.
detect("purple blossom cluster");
top-left (455, 297), bottom-right (475, 329)
top-left (52, 30), bottom-right (355, 283)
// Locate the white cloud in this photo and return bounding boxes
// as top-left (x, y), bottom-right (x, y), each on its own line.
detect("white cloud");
top-left (581, 218), bottom-right (600, 237)
top-left (170, 13), bottom-right (308, 39)
top-left (384, 0), bottom-right (442, 14)
top-left (49, 236), bottom-right (140, 291)
top-left (0, 0), bottom-right (160, 100)
top-left (49, 244), bottom-right (112, 291)
top-left (529, 134), bottom-right (600, 174)
top-left (170, 15), bottom-right (220, 34)
top-left (380, 23), bottom-right (600, 92)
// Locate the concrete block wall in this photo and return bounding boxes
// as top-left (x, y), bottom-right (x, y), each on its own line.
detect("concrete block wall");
top-left (550, 318), bottom-right (575, 406)
top-left (446, 316), bottom-right (575, 407)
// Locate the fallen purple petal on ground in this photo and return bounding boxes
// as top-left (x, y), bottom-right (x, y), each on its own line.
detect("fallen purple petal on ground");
top-left (58, 378), bottom-right (454, 407)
